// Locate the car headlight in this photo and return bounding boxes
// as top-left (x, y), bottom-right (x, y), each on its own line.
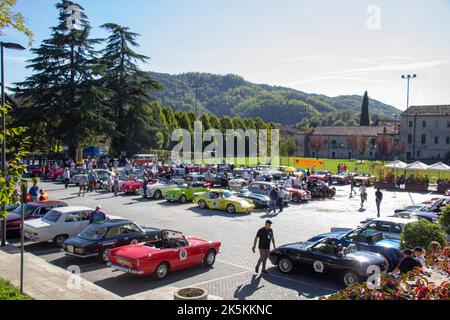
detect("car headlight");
top-left (75, 248), bottom-right (85, 254)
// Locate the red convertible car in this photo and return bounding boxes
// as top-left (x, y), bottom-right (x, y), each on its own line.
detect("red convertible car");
top-left (308, 171), bottom-right (332, 183)
top-left (109, 230), bottom-right (221, 279)
top-left (47, 168), bottom-right (65, 181)
top-left (121, 180), bottom-right (144, 194)
top-left (286, 187), bottom-right (312, 203)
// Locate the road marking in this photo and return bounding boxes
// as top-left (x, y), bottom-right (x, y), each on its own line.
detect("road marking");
top-left (188, 271), bottom-right (251, 288)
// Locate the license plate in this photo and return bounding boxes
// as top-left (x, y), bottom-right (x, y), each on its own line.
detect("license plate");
top-left (67, 246), bottom-right (75, 253)
top-left (117, 259), bottom-right (132, 268)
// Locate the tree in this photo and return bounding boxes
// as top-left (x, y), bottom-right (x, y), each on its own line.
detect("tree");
top-left (360, 91), bottom-right (370, 126)
top-left (281, 138), bottom-right (297, 157)
top-left (356, 135), bottom-right (369, 163)
top-left (100, 22), bottom-right (162, 155)
top-left (175, 111), bottom-right (193, 132)
top-left (209, 114), bottom-right (221, 131)
top-left (376, 134), bottom-right (393, 162)
top-left (0, 0), bottom-right (33, 45)
top-left (220, 116), bottom-right (234, 133)
top-left (16, 0), bottom-right (113, 158)
top-left (309, 135), bottom-right (326, 159)
top-left (232, 116), bottom-right (247, 130)
top-left (200, 113), bottom-right (212, 131)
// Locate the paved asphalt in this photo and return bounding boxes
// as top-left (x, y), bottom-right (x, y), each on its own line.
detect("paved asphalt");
top-left (10, 181), bottom-right (431, 300)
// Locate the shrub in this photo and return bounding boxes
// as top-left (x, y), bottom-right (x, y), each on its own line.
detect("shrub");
top-left (400, 220), bottom-right (447, 250)
top-left (440, 206), bottom-right (450, 230)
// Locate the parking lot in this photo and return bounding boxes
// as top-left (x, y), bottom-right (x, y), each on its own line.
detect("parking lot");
top-left (10, 181), bottom-right (432, 300)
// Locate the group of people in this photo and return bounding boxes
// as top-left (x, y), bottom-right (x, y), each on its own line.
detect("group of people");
top-left (267, 186), bottom-right (287, 215)
top-left (28, 182), bottom-right (48, 202)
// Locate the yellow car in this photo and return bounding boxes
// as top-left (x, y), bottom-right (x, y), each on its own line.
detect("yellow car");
top-left (193, 189), bottom-right (254, 214)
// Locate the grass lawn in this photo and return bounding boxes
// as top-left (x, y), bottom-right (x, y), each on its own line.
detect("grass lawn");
top-left (0, 278), bottom-right (32, 300)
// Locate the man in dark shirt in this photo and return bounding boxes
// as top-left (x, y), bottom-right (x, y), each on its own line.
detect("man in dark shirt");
top-left (268, 187), bottom-right (279, 214)
top-left (391, 249), bottom-right (421, 275)
top-left (252, 220), bottom-right (276, 274)
top-left (375, 188), bottom-right (383, 217)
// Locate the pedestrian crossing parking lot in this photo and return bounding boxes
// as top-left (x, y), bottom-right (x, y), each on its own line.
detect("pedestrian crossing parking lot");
top-left (11, 182), bottom-right (432, 300)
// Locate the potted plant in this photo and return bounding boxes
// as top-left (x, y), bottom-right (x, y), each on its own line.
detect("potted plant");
top-left (174, 288), bottom-right (209, 301)
top-left (375, 171), bottom-right (396, 190)
top-left (405, 175), bottom-right (429, 192)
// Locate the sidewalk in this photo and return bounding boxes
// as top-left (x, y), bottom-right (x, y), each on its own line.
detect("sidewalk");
top-left (0, 244), bottom-right (120, 300)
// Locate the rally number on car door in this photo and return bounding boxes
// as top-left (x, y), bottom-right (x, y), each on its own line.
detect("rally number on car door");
top-left (179, 249), bottom-right (188, 261)
top-left (211, 200), bottom-right (219, 209)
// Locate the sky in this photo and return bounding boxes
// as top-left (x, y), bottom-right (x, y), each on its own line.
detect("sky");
top-left (2, 0), bottom-right (450, 111)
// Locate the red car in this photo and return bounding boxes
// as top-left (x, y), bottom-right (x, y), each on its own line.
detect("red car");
top-left (121, 180), bottom-right (144, 194)
top-left (47, 168), bottom-right (65, 181)
top-left (331, 172), bottom-right (356, 184)
top-left (27, 165), bottom-right (45, 177)
top-left (109, 230), bottom-right (221, 279)
top-left (4, 201), bottom-right (68, 232)
top-left (286, 188), bottom-right (312, 203)
top-left (308, 171), bottom-right (332, 183)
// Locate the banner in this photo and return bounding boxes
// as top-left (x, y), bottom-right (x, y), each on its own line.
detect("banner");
top-left (294, 158), bottom-right (326, 168)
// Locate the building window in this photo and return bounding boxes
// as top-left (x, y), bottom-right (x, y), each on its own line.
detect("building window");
top-left (417, 150), bottom-right (421, 158)
top-left (435, 121), bottom-right (440, 129)
top-left (407, 152), bottom-right (412, 160)
top-left (422, 121), bottom-right (427, 128)
top-left (348, 153), bottom-right (352, 159)
top-left (332, 152), bottom-right (336, 159)
top-left (408, 134), bottom-right (413, 144)
top-left (434, 137), bottom-right (439, 144)
top-left (446, 137), bottom-right (450, 145)
top-left (409, 121), bottom-right (413, 128)
top-left (447, 121), bottom-right (450, 128)
top-left (331, 140), bottom-right (337, 146)
top-left (421, 134), bottom-right (426, 144)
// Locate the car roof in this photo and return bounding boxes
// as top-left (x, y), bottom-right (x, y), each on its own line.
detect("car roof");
top-left (96, 219), bottom-right (139, 228)
top-left (371, 217), bottom-right (413, 224)
top-left (51, 206), bottom-right (93, 213)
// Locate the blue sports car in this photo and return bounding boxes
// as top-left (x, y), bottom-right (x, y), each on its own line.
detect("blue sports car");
top-left (308, 228), bottom-right (403, 271)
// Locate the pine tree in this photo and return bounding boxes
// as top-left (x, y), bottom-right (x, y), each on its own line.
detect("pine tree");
top-left (209, 114), bottom-right (221, 131)
top-left (15, 0), bottom-right (112, 158)
top-left (100, 23), bottom-right (162, 154)
top-left (200, 113), bottom-right (212, 131)
top-left (360, 91), bottom-right (370, 126)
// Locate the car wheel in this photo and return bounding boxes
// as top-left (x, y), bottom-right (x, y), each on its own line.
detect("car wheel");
top-left (203, 249), bottom-right (216, 267)
top-left (53, 235), bottom-right (68, 247)
top-left (180, 195), bottom-right (187, 204)
top-left (99, 248), bottom-right (112, 264)
top-left (278, 257), bottom-right (293, 274)
top-left (153, 190), bottom-right (162, 200)
top-left (199, 200), bottom-right (207, 209)
top-left (227, 205), bottom-right (236, 214)
top-left (154, 262), bottom-right (170, 280)
top-left (343, 271), bottom-right (360, 287)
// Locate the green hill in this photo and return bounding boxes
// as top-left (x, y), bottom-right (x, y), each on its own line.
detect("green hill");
top-left (149, 72), bottom-right (401, 125)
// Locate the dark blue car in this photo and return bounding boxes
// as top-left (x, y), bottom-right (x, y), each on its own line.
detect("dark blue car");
top-left (308, 228), bottom-right (403, 271)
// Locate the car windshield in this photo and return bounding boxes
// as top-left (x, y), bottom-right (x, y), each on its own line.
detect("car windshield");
top-left (221, 191), bottom-right (234, 199)
top-left (79, 225), bottom-right (107, 240)
top-left (42, 210), bottom-right (61, 223)
top-left (12, 204), bottom-right (36, 217)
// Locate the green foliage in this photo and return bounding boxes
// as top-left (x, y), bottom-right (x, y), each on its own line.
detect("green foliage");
top-left (400, 220), bottom-right (447, 250)
top-left (280, 138), bottom-right (296, 157)
top-left (0, 278), bottom-right (32, 300)
top-left (360, 91), bottom-right (371, 126)
top-left (150, 72), bottom-right (400, 126)
top-left (440, 206), bottom-right (450, 230)
top-left (0, 0), bottom-right (33, 45)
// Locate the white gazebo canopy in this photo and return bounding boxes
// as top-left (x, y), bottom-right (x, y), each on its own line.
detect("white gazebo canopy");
top-left (384, 160), bottom-right (408, 169)
top-left (405, 161), bottom-right (430, 171)
top-left (428, 162), bottom-right (450, 172)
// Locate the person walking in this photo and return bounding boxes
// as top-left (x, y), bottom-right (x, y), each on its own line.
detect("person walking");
top-left (87, 170), bottom-right (95, 193)
top-left (252, 220), bottom-right (276, 274)
top-left (113, 175), bottom-right (120, 197)
top-left (350, 179), bottom-right (357, 198)
top-left (360, 183), bottom-right (367, 209)
top-left (63, 167), bottom-right (71, 189)
top-left (79, 172), bottom-right (88, 197)
top-left (106, 173), bottom-right (114, 193)
top-left (375, 188), bottom-right (383, 217)
top-left (268, 186), bottom-right (279, 214)
top-left (142, 172), bottom-right (149, 198)
top-left (277, 187), bottom-right (284, 213)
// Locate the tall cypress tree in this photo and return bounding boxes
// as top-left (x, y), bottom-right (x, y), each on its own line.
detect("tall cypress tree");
top-left (100, 23), bottom-right (162, 154)
top-left (15, 0), bottom-right (112, 157)
top-left (360, 91), bottom-right (370, 126)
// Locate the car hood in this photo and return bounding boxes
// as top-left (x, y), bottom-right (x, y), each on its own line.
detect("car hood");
top-left (165, 187), bottom-right (183, 193)
top-left (6, 212), bottom-right (21, 223)
top-left (227, 196), bottom-right (254, 206)
top-left (278, 242), bottom-right (311, 251)
top-left (24, 219), bottom-right (52, 229)
top-left (112, 244), bottom-right (162, 260)
top-left (346, 251), bottom-right (385, 264)
top-left (242, 193), bottom-right (269, 201)
top-left (64, 237), bottom-right (97, 248)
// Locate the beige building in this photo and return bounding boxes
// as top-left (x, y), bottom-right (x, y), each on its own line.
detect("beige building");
top-left (400, 105), bottom-right (450, 161)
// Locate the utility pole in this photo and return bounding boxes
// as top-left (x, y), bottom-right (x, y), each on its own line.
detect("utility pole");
top-left (401, 74), bottom-right (417, 110)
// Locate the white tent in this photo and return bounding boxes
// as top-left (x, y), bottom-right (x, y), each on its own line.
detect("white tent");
top-left (405, 161), bottom-right (430, 171)
top-left (428, 162), bottom-right (450, 172)
top-left (384, 160), bottom-right (408, 169)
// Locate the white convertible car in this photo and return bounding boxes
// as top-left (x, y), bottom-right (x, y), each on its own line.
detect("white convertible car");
top-left (24, 206), bottom-right (94, 246)
top-left (139, 181), bottom-right (178, 199)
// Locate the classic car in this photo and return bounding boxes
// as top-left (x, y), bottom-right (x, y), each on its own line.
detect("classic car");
top-left (308, 228), bottom-right (403, 271)
top-left (285, 187), bottom-right (312, 203)
top-left (269, 237), bottom-right (388, 286)
top-left (331, 172), bottom-right (355, 184)
top-left (62, 219), bottom-right (161, 263)
top-left (27, 164), bottom-right (45, 178)
top-left (393, 211), bottom-right (440, 224)
top-left (121, 180), bottom-right (145, 194)
top-left (164, 182), bottom-right (209, 203)
top-left (108, 230), bottom-right (221, 279)
top-left (47, 168), bottom-right (65, 181)
top-left (193, 189), bottom-right (254, 214)
top-left (353, 174), bottom-right (377, 186)
top-left (72, 169), bottom-right (116, 185)
top-left (307, 171), bottom-right (332, 183)
top-left (228, 177), bottom-right (249, 190)
top-left (139, 180), bottom-right (178, 199)
top-left (394, 204), bottom-right (431, 214)
top-left (4, 201), bottom-right (68, 232)
top-left (246, 182), bottom-right (292, 204)
top-left (331, 217), bottom-right (417, 240)
top-left (24, 206), bottom-right (94, 246)
top-left (238, 190), bottom-right (270, 209)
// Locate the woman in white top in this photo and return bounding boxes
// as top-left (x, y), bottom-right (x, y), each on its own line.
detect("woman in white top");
top-left (359, 183), bottom-right (367, 209)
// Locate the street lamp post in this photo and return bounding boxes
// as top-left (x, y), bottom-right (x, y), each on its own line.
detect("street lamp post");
top-left (1, 42), bottom-right (26, 247)
top-left (401, 74), bottom-right (417, 110)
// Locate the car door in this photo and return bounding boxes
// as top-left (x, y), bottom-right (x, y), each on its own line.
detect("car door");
top-left (117, 223), bottom-right (143, 246)
top-left (308, 243), bottom-right (342, 276)
top-left (62, 212), bottom-right (85, 237)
